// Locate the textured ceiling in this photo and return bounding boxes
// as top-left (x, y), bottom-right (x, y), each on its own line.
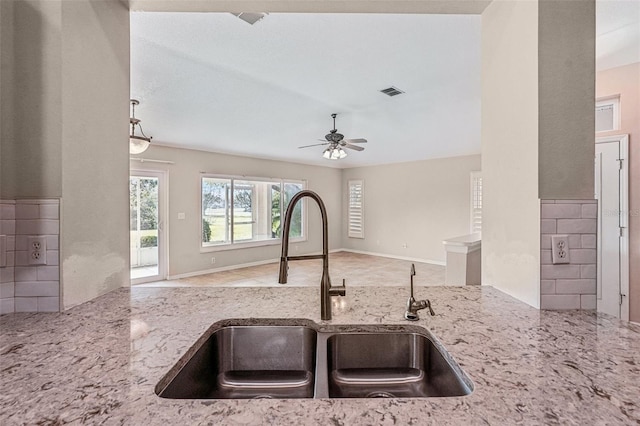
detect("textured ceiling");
top-left (130, 3), bottom-right (639, 168)
top-left (596, 0), bottom-right (640, 71)
top-left (131, 13), bottom-right (482, 167)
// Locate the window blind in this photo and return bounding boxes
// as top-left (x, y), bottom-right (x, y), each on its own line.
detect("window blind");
top-left (470, 172), bottom-right (482, 233)
top-left (348, 180), bottom-right (364, 239)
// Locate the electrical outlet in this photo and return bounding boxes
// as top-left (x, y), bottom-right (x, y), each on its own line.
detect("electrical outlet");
top-left (551, 234), bottom-right (570, 264)
top-left (211, 257), bottom-right (216, 264)
top-left (402, 243), bottom-right (408, 248)
top-left (27, 236), bottom-right (47, 265)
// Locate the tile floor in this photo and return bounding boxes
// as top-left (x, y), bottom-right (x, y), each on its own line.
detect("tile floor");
top-left (136, 251), bottom-right (445, 288)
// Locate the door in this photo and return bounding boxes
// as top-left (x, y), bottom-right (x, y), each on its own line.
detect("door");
top-left (130, 170), bottom-right (167, 284)
top-left (595, 135), bottom-right (629, 320)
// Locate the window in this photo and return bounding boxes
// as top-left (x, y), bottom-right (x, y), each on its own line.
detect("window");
top-left (470, 172), bottom-right (482, 234)
top-left (596, 96), bottom-right (620, 133)
top-left (201, 175), bottom-right (305, 249)
top-left (348, 180), bottom-right (364, 239)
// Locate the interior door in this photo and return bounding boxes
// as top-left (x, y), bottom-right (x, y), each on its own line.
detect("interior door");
top-left (130, 170), bottom-right (167, 284)
top-left (595, 136), bottom-right (629, 319)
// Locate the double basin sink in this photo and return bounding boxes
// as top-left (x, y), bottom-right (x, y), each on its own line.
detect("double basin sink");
top-left (155, 319), bottom-right (473, 400)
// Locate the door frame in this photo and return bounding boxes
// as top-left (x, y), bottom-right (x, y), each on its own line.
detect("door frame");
top-left (595, 134), bottom-right (629, 320)
top-left (130, 169), bottom-right (169, 285)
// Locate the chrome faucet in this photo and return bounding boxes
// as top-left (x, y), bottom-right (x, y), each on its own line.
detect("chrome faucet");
top-left (404, 264), bottom-right (435, 321)
top-left (278, 190), bottom-right (345, 320)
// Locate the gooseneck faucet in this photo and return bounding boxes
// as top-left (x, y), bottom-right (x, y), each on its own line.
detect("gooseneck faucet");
top-left (278, 190), bottom-right (345, 320)
top-left (404, 263), bottom-right (435, 321)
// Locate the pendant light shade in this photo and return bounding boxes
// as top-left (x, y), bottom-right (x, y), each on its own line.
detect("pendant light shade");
top-left (129, 99), bottom-right (152, 154)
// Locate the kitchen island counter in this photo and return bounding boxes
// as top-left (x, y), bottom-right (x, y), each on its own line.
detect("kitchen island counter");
top-left (1, 285), bottom-right (638, 425)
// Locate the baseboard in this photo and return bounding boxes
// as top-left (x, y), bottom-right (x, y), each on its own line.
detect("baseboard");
top-left (337, 248), bottom-right (446, 266)
top-left (167, 258), bottom-right (280, 280)
top-left (167, 248), bottom-right (346, 280)
top-left (167, 248), bottom-right (443, 280)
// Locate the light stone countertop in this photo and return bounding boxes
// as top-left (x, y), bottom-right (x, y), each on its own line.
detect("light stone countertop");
top-left (1, 285), bottom-right (639, 425)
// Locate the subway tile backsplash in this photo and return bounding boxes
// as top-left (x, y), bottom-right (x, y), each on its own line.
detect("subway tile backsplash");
top-left (0, 199), bottom-right (60, 314)
top-left (540, 199), bottom-right (597, 310)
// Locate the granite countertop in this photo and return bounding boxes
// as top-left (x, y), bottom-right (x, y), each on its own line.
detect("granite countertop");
top-left (1, 285), bottom-right (639, 425)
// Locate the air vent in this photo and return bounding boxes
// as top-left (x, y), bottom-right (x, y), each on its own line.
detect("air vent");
top-left (231, 12), bottom-right (268, 25)
top-left (380, 86), bottom-right (404, 97)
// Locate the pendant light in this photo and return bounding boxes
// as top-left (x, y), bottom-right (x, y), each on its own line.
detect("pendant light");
top-left (129, 99), bottom-right (152, 154)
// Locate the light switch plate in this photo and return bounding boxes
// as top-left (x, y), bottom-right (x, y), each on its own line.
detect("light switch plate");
top-left (551, 234), bottom-right (570, 264)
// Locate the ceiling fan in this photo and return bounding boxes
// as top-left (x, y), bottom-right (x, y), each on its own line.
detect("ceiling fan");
top-left (299, 113), bottom-right (367, 160)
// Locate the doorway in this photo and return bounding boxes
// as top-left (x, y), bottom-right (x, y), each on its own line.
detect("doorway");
top-left (130, 170), bottom-right (167, 284)
top-left (595, 135), bottom-right (629, 320)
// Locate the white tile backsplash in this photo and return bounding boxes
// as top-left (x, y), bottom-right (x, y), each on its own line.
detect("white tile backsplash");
top-left (15, 281), bottom-right (59, 297)
top-left (16, 204), bottom-right (40, 219)
top-left (0, 298), bottom-right (15, 315)
top-left (39, 204), bottom-right (60, 219)
top-left (37, 266), bottom-right (59, 281)
top-left (540, 199), bottom-right (597, 310)
top-left (15, 297), bottom-right (38, 312)
top-left (1, 199), bottom-right (60, 314)
top-left (16, 219), bottom-right (59, 235)
top-left (0, 282), bottom-right (15, 298)
top-left (37, 296), bottom-right (59, 312)
top-left (556, 218), bottom-right (597, 234)
top-left (14, 266), bottom-right (37, 282)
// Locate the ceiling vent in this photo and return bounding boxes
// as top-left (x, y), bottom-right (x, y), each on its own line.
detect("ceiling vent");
top-left (380, 86), bottom-right (404, 97)
top-left (231, 12), bottom-right (268, 25)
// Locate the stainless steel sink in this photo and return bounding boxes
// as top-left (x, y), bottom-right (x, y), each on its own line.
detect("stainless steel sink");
top-left (156, 320), bottom-right (473, 400)
top-left (156, 324), bottom-right (317, 399)
top-left (326, 332), bottom-right (472, 398)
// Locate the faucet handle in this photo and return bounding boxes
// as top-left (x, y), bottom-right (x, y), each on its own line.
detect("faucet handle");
top-left (424, 299), bottom-right (435, 316)
top-left (329, 278), bottom-right (346, 297)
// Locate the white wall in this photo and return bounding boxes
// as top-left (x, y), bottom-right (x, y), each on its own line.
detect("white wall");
top-left (341, 155), bottom-right (480, 264)
top-left (131, 145), bottom-right (343, 277)
top-left (481, 0), bottom-right (540, 308)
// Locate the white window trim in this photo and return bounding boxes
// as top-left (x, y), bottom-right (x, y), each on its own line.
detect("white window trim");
top-left (595, 95), bottom-right (620, 133)
top-left (200, 174), bottom-right (307, 252)
top-left (348, 179), bottom-right (364, 239)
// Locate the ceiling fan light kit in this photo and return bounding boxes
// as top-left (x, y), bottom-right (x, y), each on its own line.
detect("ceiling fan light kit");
top-left (300, 113), bottom-right (367, 160)
top-left (323, 146), bottom-right (347, 160)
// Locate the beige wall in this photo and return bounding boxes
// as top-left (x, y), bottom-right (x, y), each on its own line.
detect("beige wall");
top-left (131, 145), bottom-right (343, 277)
top-left (538, 0), bottom-right (595, 200)
top-left (1, 0), bottom-right (130, 309)
top-left (596, 62), bottom-right (640, 322)
top-left (481, 0), bottom-right (540, 308)
top-left (341, 155), bottom-right (480, 264)
top-left (130, 0), bottom-right (491, 14)
top-left (59, 0), bottom-right (130, 309)
top-left (1, 0), bottom-right (63, 199)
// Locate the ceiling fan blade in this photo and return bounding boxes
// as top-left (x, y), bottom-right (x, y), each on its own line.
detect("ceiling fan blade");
top-left (298, 142), bottom-right (329, 149)
top-left (343, 143), bottom-right (365, 151)
top-left (343, 138), bottom-right (367, 144)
